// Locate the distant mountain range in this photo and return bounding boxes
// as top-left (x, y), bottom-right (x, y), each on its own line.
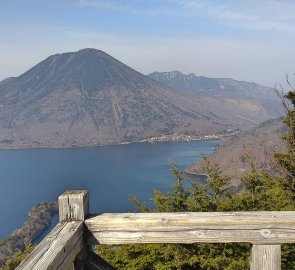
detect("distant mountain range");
top-left (185, 117), bottom-right (287, 184)
top-left (148, 71), bottom-right (278, 100)
top-left (0, 49), bottom-right (282, 148)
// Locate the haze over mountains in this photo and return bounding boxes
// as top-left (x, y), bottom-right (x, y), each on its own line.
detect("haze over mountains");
top-left (148, 71), bottom-right (281, 118)
top-left (0, 49), bottom-right (282, 148)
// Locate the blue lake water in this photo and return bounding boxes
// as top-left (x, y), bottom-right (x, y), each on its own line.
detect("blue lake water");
top-left (0, 140), bottom-right (220, 239)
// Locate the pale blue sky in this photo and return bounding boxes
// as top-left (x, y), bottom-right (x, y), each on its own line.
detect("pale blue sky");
top-left (1, 0), bottom-right (295, 86)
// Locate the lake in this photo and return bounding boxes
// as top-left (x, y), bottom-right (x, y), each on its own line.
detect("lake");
top-left (0, 140), bottom-right (220, 239)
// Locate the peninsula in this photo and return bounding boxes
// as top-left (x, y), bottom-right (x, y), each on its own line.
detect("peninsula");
top-left (0, 201), bottom-right (58, 266)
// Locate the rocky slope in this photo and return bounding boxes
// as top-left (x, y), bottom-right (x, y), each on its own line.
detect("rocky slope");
top-left (0, 49), bottom-right (280, 148)
top-left (185, 118), bottom-right (287, 183)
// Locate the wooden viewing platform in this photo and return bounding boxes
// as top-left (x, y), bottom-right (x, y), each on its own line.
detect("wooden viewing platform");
top-left (16, 190), bottom-right (295, 270)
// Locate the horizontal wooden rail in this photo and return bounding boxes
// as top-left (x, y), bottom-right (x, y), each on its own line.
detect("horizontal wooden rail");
top-left (16, 221), bottom-right (84, 270)
top-left (85, 211), bottom-right (295, 245)
top-left (16, 190), bottom-right (295, 270)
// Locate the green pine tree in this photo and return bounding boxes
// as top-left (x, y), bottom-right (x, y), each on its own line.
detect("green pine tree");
top-left (97, 90), bottom-right (295, 269)
top-left (0, 243), bottom-right (34, 270)
top-left (274, 90), bottom-right (295, 202)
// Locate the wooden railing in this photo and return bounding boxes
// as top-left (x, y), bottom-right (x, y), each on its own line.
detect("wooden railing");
top-left (16, 190), bottom-right (295, 270)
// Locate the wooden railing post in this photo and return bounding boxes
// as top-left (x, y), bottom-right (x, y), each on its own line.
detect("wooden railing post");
top-left (58, 190), bottom-right (116, 270)
top-left (16, 191), bottom-right (295, 270)
top-left (250, 244), bottom-right (281, 270)
top-left (59, 190), bottom-right (89, 270)
top-left (59, 190), bottom-right (89, 222)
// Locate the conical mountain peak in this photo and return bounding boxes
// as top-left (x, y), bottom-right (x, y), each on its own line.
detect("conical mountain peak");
top-left (6, 49), bottom-right (148, 95)
top-left (0, 50), bottom-right (279, 148)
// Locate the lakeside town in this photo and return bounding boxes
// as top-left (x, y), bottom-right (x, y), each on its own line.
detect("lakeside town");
top-left (139, 129), bottom-right (241, 143)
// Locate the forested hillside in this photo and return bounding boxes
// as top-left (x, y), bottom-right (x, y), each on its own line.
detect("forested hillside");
top-left (186, 118), bottom-right (288, 184)
top-left (95, 92), bottom-right (295, 269)
top-left (0, 202), bottom-right (57, 267)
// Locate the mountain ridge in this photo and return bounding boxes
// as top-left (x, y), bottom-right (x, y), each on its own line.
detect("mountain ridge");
top-left (148, 70), bottom-right (278, 101)
top-left (0, 49), bottom-right (281, 148)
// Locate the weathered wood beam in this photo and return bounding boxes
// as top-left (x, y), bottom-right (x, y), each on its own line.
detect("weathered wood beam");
top-left (16, 221), bottom-right (84, 270)
top-left (250, 245), bottom-right (281, 270)
top-left (86, 251), bottom-right (116, 270)
top-left (85, 211), bottom-right (295, 245)
top-left (59, 190), bottom-right (89, 269)
top-left (59, 190), bottom-right (89, 222)
top-left (74, 246), bottom-right (88, 270)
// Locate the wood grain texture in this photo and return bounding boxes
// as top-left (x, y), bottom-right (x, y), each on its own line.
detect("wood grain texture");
top-left (16, 221), bottom-right (84, 270)
top-left (85, 211), bottom-right (295, 245)
top-left (73, 246), bottom-right (88, 270)
top-left (86, 251), bottom-right (116, 270)
top-left (59, 190), bottom-right (89, 221)
top-left (250, 245), bottom-right (281, 270)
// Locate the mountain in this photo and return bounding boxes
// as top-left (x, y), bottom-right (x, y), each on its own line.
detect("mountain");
top-left (148, 71), bottom-right (283, 131)
top-left (185, 118), bottom-right (287, 184)
top-left (0, 77), bottom-right (16, 87)
top-left (0, 49), bottom-right (281, 148)
top-left (148, 71), bottom-right (278, 100)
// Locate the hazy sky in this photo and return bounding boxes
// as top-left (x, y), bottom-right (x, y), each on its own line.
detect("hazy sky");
top-left (1, 0), bottom-right (295, 87)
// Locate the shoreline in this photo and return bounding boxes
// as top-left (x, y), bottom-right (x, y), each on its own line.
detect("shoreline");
top-left (0, 130), bottom-right (239, 150)
top-left (0, 201), bottom-right (58, 265)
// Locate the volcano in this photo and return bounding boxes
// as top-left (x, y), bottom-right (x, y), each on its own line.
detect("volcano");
top-left (0, 49), bottom-right (278, 148)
